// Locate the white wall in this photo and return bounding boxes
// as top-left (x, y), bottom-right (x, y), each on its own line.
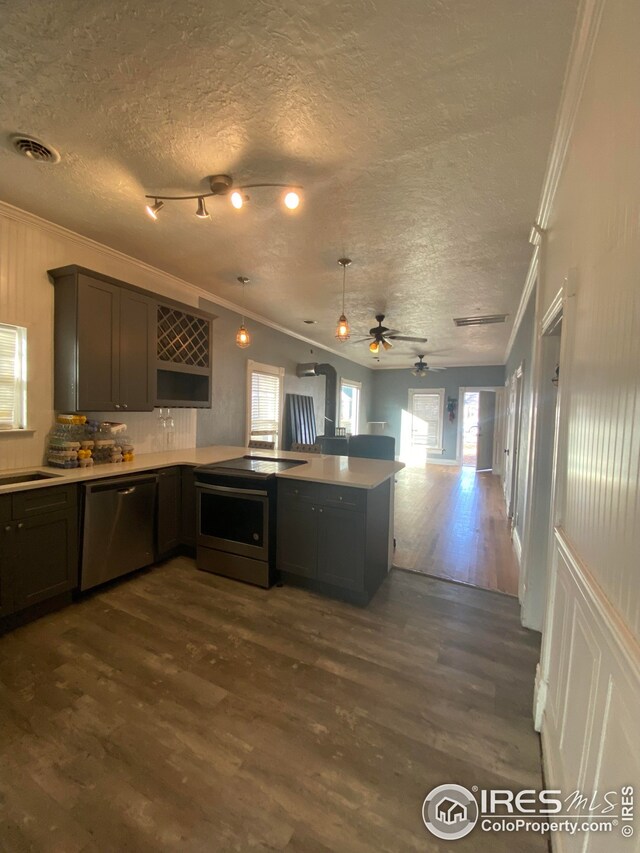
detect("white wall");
top-left (520, 0), bottom-right (640, 845)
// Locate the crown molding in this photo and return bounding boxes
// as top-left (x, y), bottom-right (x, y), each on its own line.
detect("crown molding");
top-left (506, 0), bottom-right (605, 363)
top-left (0, 199), bottom-right (374, 370)
top-left (505, 245), bottom-right (539, 360)
top-left (536, 0), bottom-right (605, 231)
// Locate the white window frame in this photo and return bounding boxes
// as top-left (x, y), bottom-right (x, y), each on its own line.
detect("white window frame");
top-left (339, 378), bottom-right (362, 436)
top-left (408, 387), bottom-right (445, 453)
top-left (246, 360), bottom-right (285, 449)
top-left (0, 323), bottom-right (28, 431)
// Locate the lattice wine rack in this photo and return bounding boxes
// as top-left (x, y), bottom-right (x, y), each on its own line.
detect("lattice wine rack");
top-left (157, 305), bottom-right (210, 368)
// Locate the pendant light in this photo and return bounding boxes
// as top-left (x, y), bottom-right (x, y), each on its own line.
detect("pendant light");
top-left (335, 258), bottom-right (352, 342)
top-left (235, 276), bottom-right (251, 348)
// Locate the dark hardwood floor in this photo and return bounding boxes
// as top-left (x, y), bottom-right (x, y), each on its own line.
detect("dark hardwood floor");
top-left (394, 464), bottom-right (520, 595)
top-left (0, 558), bottom-right (543, 851)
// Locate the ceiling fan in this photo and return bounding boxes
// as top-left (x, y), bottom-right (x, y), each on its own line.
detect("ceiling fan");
top-left (411, 354), bottom-right (446, 376)
top-left (355, 314), bottom-right (428, 353)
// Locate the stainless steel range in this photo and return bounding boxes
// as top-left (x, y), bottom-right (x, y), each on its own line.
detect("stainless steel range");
top-left (194, 456), bottom-right (307, 587)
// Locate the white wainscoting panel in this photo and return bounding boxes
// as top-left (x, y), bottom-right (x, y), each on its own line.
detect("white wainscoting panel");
top-left (540, 529), bottom-right (640, 853)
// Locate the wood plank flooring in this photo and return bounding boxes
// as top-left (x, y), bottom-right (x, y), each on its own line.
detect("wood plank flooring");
top-left (394, 464), bottom-right (520, 595)
top-left (0, 559), bottom-right (543, 851)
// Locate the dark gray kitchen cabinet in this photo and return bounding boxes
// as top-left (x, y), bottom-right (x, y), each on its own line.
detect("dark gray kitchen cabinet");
top-left (276, 479), bottom-right (390, 605)
top-left (0, 486), bottom-right (78, 619)
top-left (157, 467), bottom-right (181, 557)
top-left (50, 266), bottom-right (154, 412)
top-left (276, 498), bottom-right (318, 578)
top-left (317, 506), bottom-right (365, 592)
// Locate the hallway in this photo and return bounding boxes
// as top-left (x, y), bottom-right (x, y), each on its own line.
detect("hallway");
top-left (393, 464), bottom-right (519, 595)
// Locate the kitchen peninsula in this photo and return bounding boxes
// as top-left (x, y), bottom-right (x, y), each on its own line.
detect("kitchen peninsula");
top-left (0, 446), bottom-right (403, 630)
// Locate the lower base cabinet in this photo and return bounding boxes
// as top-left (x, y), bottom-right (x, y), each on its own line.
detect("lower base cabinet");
top-left (276, 479), bottom-right (390, 605)
top-left (0, 486), bottom-right (78, 621)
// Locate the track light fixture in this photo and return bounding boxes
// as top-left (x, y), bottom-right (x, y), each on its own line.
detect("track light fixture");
top-left (335, 258), bottom-right (352, 342)
top-left (144, 174), bottom-right (303, 219)
top-left (235, 276), bottom-right (251, 348)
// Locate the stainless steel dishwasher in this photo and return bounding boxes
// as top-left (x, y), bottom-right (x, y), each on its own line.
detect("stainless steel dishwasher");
top-left (81, 474), bottom-right (158, 591)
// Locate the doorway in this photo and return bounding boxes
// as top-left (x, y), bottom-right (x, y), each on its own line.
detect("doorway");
top-left (460, 389), bottom-right (497, 470)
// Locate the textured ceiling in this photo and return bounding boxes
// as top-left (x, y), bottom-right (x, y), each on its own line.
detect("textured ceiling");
top-left (0, 0), bottom-right (577, 368)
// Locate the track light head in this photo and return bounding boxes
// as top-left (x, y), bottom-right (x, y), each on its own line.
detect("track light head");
top-left (284, 190), bottom-right (300, 210)
top-left (230, 191), bottom-right (245, 210)
top-left (145, 199), bottom-right (164, 220)
top-left (195, 197), bottom-right (209, 219)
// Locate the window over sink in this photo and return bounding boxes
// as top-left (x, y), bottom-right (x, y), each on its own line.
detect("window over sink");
top-left (0, 323), bottom-right (27, 431)
top-left (246, 360), bottom-right (284, 449)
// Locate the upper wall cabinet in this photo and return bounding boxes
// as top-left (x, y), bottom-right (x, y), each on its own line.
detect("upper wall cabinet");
top-left (49, 266), bottom-right (213, 411)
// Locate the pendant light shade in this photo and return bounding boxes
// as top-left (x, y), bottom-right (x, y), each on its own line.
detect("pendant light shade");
top-left (235, 276), bottom-right (251, 348)
top-left (335, 258), bottom-right (352, 342)
top-left (236, 324), bottom-right (251, 348)
top-left (369, 340), bottom-right (380, 354)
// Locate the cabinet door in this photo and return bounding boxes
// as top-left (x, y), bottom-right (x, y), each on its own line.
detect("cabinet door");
top-left (317, 507), bottom-right (365, 592)
top-left (77, 275), bottom-right (120, 410)
top-left (180, 466), bottom-right (197, 547)
top-left (14, 509), bottom-right (78, 610)
top-left (276, 499), bottom-right (318, 578)
top-left (119, 290), bottom-right (154, 411)
top-left (157, 468), bottom-right (181, 557)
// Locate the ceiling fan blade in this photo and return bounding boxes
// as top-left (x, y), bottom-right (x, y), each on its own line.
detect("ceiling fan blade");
top-left (427, 366), bottom-right (447, 371)
top-left (387, 335), bottom-right (428, 343)
top-left (351, 337), bottom-right (373, 344)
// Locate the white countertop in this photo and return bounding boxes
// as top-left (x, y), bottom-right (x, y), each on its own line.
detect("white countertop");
top-left (0, 446), bottom-right (404, 494)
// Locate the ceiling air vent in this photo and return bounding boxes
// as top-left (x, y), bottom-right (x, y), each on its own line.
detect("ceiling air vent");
top-left (453, 314), bottom-right (508, 327)
top-left (10, 134), bottom-right (60, 163)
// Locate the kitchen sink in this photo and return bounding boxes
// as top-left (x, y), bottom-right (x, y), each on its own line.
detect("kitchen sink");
top-left (0, 472), bottom-right (62, 487)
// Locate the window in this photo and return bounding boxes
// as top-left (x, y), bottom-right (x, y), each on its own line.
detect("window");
top-left (0, 324), bottom-right (27, 430)
top-left (339, 379), bottom-right (361, 436)
top-left (408, 388), bottom-right (444, 452)
top-left (246, 360), bottom-right (284, 448)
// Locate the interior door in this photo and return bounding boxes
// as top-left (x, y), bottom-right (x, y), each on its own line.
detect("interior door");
top-left (476, 391), bottom-right (496, 471)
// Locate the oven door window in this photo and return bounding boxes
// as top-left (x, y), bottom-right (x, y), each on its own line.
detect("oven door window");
top-left (200, 491), bottom-right (265, 548)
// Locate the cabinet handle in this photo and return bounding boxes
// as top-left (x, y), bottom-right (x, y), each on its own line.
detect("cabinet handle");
top-left (4, 524), bottom-right (11, 532)
top-left (122, 403), bottom-right (128, 409)
top-left (17, 522), bottom-right (24, 529)
top-left (319, 508), bottom-right (323, 513)
top-left (311, 506), bottom-right (315, 512)
top-left (115, 403), bottom-right (121, 409)
top-left (338, 496), bottom-right (343, 501)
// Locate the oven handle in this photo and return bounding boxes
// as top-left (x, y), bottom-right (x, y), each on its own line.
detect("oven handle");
top-left (196, 483), bottom-right (268, 498)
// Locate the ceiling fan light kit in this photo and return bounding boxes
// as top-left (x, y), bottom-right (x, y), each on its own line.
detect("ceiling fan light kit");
top-left (145, 174), bottom-right (303, 219)
top-left (335, 258), bottom-right (352, 342)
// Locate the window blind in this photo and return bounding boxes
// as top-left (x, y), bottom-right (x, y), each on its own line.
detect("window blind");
top-left (250, 370), bottom-right (281, 438)
top-left (0, 325), bottom-right (21, 428)
top-left (410, 391), bottom-right (443, 449)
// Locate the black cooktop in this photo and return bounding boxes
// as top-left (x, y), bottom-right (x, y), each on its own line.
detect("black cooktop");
top-left (195, 456), bottom-right (307, 480)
